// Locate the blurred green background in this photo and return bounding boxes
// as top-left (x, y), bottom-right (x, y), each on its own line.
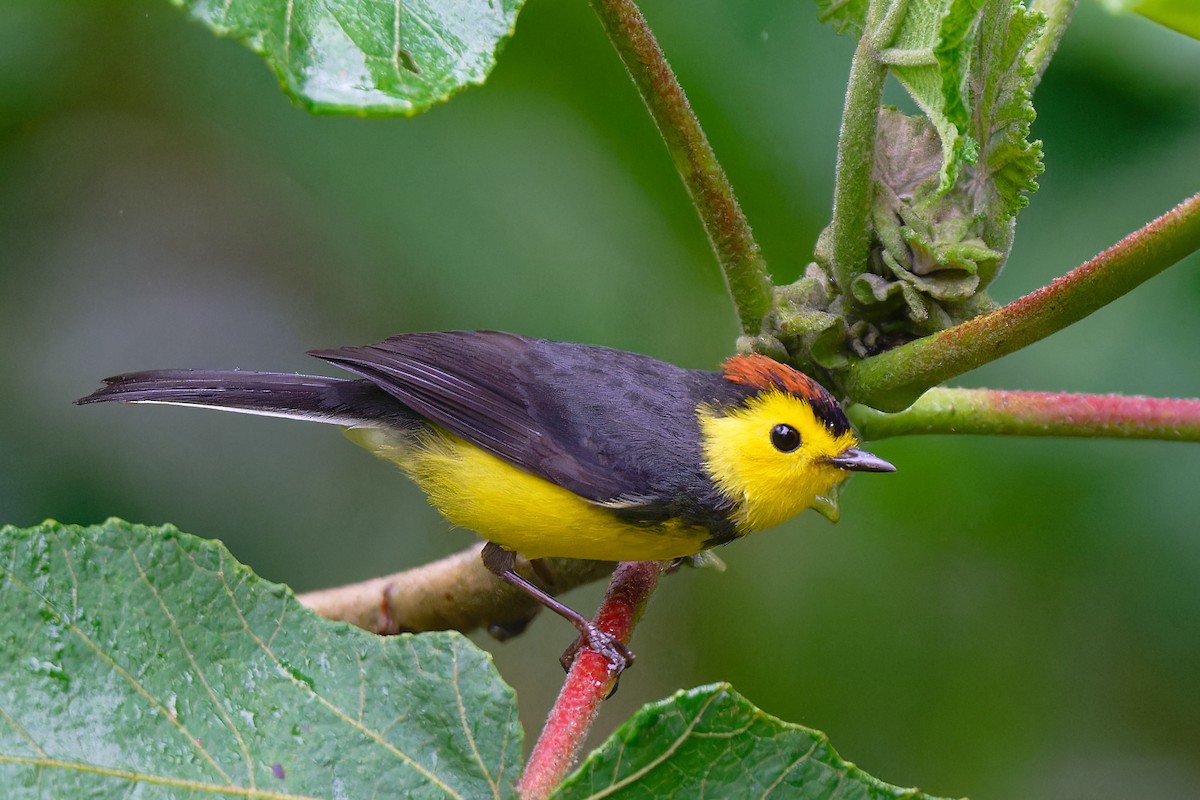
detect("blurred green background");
top-left (2, 1), bottom-right (1199, 796)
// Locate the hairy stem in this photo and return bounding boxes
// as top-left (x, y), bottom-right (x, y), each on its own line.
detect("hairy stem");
top-left (850, 387), bottom-right (1200, 441)
top-left (517, 561), bottom-right (663, 799)
top-left (1027, 0), bottom-right (1079, 91)
top-left (828, 0), bottom-right (904, 294)
top-left (844, 192), bottom-right (1200, 411)
top-left (298, 544), bottom-right (615, 636)
top-left (589, 0), bottom-right (773, 334)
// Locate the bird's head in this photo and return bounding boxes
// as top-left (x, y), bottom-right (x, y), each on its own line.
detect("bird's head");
top-left (699, 354), bottom-right (894, 532)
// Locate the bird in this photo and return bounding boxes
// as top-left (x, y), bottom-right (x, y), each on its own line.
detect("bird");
top-left (77, 330), bottom-right (894, 670)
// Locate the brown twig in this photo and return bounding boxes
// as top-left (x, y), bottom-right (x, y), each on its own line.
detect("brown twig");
top-left (297, 544), bottom-right (615, 637)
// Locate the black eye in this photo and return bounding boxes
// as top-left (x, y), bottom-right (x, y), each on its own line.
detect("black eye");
top-left (770, 424), bottom-right (801, 452)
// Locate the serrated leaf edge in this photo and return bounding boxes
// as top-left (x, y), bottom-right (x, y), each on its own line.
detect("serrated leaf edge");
top-left (1, 520), bottom-right (504, 800)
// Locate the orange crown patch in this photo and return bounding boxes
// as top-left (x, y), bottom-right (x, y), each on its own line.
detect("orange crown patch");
top-left (721, 354), bottom-right (850, 436)
top-left (721, 355), bottom-right (827, 400)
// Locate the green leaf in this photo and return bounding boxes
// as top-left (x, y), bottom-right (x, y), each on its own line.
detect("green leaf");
top-left (815, 0), bottom-right (871, 35)
top-left (0, 519), bottom-right (521, 798)
top-left (173, 0), bottom-right (525, 115)
top-left (802, 0), bottom-right (1043, 370)
top-left (883, 0), bottom-right (1043, 205)
top-left (1104, 0), bottom-right (1200, 40)
top-left (886, 0), bottom-right (977, 191)
top-left (965, 0), bottom-right (1043, 225)
top-left (554, 684), bottom-right (956, 799)
top-left (818, 0), bottom-right (1044, 208)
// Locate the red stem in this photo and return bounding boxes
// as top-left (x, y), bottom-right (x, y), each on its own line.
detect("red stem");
top-left (851, 387), bottom-right (1200, 441)
top-left (517, 561), bottom-right (662, 799)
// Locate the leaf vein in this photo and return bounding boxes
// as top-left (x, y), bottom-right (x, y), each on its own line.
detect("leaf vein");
top-left (585, 692), bottom-right (724, 799)
top-left (452, 643), bottom-right (501, 798)
top-left (212, 562), bottom-right (466, 798)
top-left (2, 552), bottom-right (232, 782)
top-left (406, 3), bottom-right (468, 73)
top-left (757, 734), bottom-right (824, 799)
top-left (0, 701), bottom-right (48, 758)
top-left (0, 754), bottom-right (322, 799)
top-left (130, 543), bottom-right (258, 788)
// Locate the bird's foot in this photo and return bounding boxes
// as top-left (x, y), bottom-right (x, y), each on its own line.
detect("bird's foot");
top-left (559, 623), bottom-right (635, 677)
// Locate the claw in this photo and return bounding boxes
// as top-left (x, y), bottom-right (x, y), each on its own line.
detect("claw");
top-left (559, 624), bottom-right (634, 676)
top-left (482, 542), bottom-right (636, 679)
top-left (559, 625), bottom-right (633, 698)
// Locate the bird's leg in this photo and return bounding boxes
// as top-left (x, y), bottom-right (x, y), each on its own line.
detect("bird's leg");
top-left (480, 542), bottom-right (633, 674)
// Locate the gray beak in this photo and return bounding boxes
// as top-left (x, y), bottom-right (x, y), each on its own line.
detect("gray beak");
top-left (824, 447), bottom-right (896, 473)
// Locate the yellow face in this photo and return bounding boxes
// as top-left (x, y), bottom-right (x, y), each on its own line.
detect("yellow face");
top-left (698, 387), bottom-right (859, 533)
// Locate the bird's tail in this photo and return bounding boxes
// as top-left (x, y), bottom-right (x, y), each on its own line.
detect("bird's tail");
top-left (75, 370), bottom-right (409, 428)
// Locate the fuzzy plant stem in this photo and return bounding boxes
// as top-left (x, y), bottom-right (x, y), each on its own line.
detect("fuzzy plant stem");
top-left (517, 560), bottom-right (663, 800)
top-left (828, 0), bottom-right (908, 295)
top-left (844, 192), bottom-right (1200, 412)
top-left (588, 0), bottom-right (772, 334)
top-left (850, 388), bottom-right (1200, 441)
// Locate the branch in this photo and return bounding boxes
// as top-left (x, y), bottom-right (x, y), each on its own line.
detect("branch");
top-left (844, 192), bottom-right (1200, 411)
top-left (589, 0), bottom-right (773, 334)
top-left (850, 387), bottom-right (1200, 441)
top-left (517, 561), bottom-right (663, 800)
top-left (301, 550), bottom-right (664, 799)
top-left (298, 544), bottom-right (615, 637)
top-left (828, 0), bottom-right (906, 294)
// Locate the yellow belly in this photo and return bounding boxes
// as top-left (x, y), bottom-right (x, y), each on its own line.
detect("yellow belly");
top-left (346, 425), bottom-right (714, 561)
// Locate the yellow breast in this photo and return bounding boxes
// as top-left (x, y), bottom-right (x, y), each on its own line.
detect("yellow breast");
top-left (346, 426), bottom-right (713, 561)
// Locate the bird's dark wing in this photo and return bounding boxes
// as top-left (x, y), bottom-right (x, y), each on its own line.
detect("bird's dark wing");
top-left (309, 331), bottom-right (649, 501)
